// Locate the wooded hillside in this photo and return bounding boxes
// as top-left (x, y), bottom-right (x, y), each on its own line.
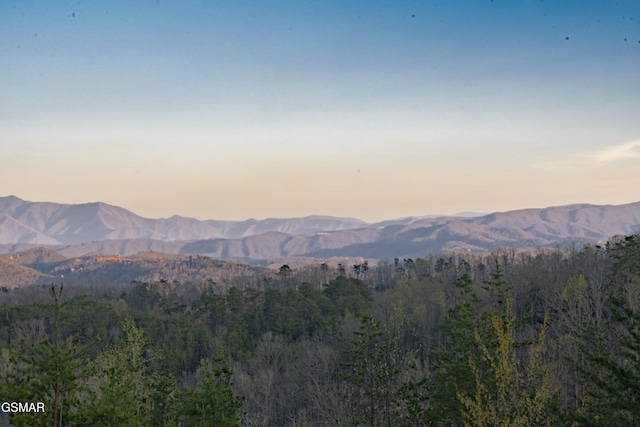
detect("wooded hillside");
top-left (1, 235), bottom-right (639, 426)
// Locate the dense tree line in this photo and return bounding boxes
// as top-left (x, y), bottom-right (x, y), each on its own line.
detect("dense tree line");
top-left (1, 235), bottom-right (639, 425)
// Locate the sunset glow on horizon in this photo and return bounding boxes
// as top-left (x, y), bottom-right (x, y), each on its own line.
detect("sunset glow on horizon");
top-left (2, 1), bottom-right (639, 222)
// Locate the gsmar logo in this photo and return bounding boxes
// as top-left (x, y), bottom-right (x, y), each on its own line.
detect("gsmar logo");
top-left (1, 402), bottom-right (45, 413)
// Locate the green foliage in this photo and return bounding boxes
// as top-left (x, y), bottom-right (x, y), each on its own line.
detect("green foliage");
top-left (2, 239), bottom-right (640, 426)
top-left (324, 276), bottom-right (372, 317)
top-left (0, 285), bottom-right (87, 427)
top-left (341, 315), bottom-right (429, 427)
top-left (482, 258), bottom-right (512, 308)
top-left (569, 233), bottom-right (640, 424)
top-left (609, 234), bottom-right (640, 284)
top-left (429, 300), bottom-right (480, 426)
top-left (342, 314), bottom-right (401, 427)
top-left (78, 317), bottom-right (154, 426)
top-left (457, 299), bottom-right (558, 427)
top-left (562, 274), bottom-right (588, 303)
top-left (574, 297), bottom-right (640, 425)
top-left (178, 355), bottom-right (244, 427)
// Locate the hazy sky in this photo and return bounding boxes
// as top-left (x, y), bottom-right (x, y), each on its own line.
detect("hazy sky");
top-left (2, 1), bottom-right (639, 222)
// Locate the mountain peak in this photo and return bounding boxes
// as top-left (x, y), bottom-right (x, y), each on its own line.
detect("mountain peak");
top-left (2, 197), bottom-right (640, 260)
top-left (0, 197), bottom-right (375, 245)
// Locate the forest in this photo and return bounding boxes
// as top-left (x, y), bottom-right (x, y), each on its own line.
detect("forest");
top-left (1, 234), bottom-right (640, 426)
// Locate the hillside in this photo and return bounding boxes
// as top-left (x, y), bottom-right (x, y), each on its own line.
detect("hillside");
top-left (0, 196), bottom-right (368, 244)
top-left (1, 196), bottom-right (640, 261)
top-left (0, 258), bottom-right (49, 288)
top-left (0, 249), bottom-right (268, 288)
top-left (175, 202), bottom-right (640, 259)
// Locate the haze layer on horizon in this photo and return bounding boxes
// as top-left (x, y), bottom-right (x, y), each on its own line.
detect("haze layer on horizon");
top-left (2, 1), bottom-right (639, 222)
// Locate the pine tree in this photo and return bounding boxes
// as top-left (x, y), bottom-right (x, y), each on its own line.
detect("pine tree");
top-left (79, 317), bottom-right (153, 426)
top-left (1, 285), bottom-right (86, 427)
top-left (342, 315), bottom-right (400, 427)
top-left (178, 355), bottom-right (244, 427)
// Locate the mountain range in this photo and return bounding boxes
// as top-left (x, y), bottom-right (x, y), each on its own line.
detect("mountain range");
top-left (1, 195), bottom-right (640, 261)
top-left (0, 195), bottom-right (369, 244)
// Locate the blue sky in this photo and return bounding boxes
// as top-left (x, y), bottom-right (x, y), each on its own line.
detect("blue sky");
top-left (1, 0), bottom-right (639, 221)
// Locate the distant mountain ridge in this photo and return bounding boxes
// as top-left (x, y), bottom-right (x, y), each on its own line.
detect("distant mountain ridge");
top-left (0, 196), bottom-right (368, 245)
top-left (1, 196), bottom-right (639, 261)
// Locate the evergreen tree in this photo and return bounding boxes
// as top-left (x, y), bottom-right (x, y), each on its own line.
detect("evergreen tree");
top-left (0, 285), bottom-right (86, 427)
top-left (78, 317), bottom-right (153, 426)
top-left (178, 355), bottom-right (244, 427)
top-left (571, 233), bottom-right (640, 425)
top-left (342, 315), bottom-right (400, 427)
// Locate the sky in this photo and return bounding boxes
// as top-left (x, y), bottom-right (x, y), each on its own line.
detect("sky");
top-left (1, 0), bottom-right (639, 222)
